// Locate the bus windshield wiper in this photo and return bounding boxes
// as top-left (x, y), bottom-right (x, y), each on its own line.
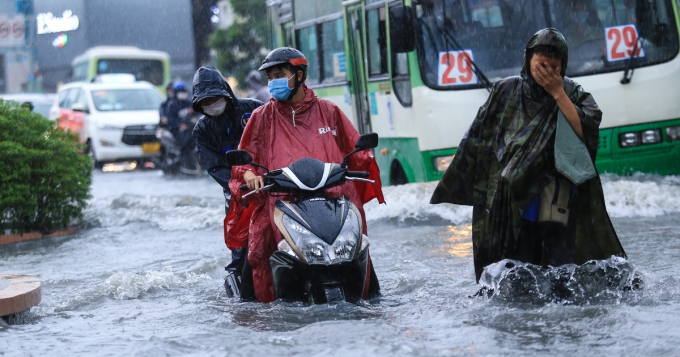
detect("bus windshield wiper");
top-left (438, 25), bottom-right (493, 91)
top-left (620, 39), bottom-right (641, 84)
top-left (622, 0), bottom-right (655, 85)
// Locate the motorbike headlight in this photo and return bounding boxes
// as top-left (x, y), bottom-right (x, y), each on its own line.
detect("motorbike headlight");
top-left (331, 210), bottom-right (361, 262)
top-left (277, 239), bottom-right (297, 258)
top-left (282, 210), bottom-right (361, 265)
top-left (360, 234), bottom-right (370, 252)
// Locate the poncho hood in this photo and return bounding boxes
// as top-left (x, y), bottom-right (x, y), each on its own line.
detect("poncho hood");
top-left (521, 28), bottom-right (569, 80)
top-left (192, 66), bottom-right (239, 116)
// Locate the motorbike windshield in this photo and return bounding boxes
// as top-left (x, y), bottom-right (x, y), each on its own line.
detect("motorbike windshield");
top-left (415, 0), bottom-right (679, 90)
top-left (91, 89), bottom-right (163, 111)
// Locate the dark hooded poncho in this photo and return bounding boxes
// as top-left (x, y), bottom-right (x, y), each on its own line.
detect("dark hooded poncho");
top-left (430, 28), bottom-right (626, 281)
top-left (191, 67), bottom-right (263, 189)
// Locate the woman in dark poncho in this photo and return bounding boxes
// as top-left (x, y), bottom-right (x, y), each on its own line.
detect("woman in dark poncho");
top-left (430, 28), bottom-right (626, 282)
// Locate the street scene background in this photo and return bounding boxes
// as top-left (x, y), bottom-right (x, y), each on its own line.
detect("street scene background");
top-left (2, 0), bottom-right (680, 355)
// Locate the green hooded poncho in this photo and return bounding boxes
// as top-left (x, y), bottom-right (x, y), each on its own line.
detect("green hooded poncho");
top-left (430, 28), bottom-right (626, 282)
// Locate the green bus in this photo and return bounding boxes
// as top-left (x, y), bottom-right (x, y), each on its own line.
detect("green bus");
top-left (71, 46), bottom-right (171, 92)
top-left (267, 0), bottom-right (680, 185)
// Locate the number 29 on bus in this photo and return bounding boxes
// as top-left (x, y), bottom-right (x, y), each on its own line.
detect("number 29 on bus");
top-left (605, 24), bottom-right (646, 62)
top-left (438, 50), bottom-right (479, 86)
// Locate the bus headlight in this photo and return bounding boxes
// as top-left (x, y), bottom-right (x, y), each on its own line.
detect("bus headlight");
top-left (641, 129), bottom-right (662, 144)
top-left (667, 125), bottom-right (680, 142)
top-left (434, 155), bottom-right (454, 172)
top-left (619, 132), bottom-right (640, 147)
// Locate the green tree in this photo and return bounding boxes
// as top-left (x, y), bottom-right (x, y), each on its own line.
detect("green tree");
top-left (0, 101), bottom-right (92, 234)
top-left (208, 0), bottom-right (270, 89)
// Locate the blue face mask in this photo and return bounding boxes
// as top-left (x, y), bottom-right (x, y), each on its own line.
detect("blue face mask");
top-left (268, 74), bottom-right (296, 101)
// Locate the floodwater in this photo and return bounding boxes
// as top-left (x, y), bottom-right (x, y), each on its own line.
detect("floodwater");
top-left (2, 170), bottom-right (680, 356)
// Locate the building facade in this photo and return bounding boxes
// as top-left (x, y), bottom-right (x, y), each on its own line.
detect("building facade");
top-left (0, 0), bottom-right (198, 93)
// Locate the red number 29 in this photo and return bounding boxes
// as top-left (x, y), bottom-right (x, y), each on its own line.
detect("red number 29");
top-left (458, 52), bottom-right (473, 83)
top-left (441, 53), bottom-right (457, 84)
top-left (608, 26), bottom-right (639, 60)
top-left (441, 52), bottom-right (474, 85)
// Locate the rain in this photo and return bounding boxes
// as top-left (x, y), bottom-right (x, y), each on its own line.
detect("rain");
top-left (2, 0), bottom-right (680, 355)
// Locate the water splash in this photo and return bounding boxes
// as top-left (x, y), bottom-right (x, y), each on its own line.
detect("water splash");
top-left (81, 174), bottom-right (680, 230)
top-left (364, 182), bottom-right (472, 224)
top-left (104, 266), bottom-right (211, 300)
top-left (83, 194), bottom-right (224, 231)
top-left (32, 268), bottom-right (212, 317)
top-left (478, 256), bottom-right (641, 304)
top-left (601, 174), bottom-right (680, 218)
top-left (363, 175), bottom-right (680, 224)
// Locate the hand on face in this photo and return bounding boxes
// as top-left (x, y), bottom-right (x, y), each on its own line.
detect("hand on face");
top-left (531, 55), bottom-right (564, 98)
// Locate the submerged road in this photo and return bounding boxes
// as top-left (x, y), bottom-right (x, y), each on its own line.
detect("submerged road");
top-left (1, 170), bottom-right (680, 355)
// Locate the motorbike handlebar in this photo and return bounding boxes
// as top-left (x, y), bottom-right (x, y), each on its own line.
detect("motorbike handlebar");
top-left (346, 171), bottom-right (369, 179)
top-left (240, 184), bottom-right (249, 191)
top-left (242, 184), bottom-right (274, 199)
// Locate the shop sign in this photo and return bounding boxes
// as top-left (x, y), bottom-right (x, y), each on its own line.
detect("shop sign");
top-left (37, 10), bottom-right (79, 35)
top-left (0, 15), bottom-right (25, 47)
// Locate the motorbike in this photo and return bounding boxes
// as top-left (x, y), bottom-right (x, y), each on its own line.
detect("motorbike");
top-left (155, 108), bottom-right (202, 175)
top-left (225, 133), bottom-right (380, 304)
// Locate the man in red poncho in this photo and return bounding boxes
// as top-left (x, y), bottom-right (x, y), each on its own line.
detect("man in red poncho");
top-left (226, 48), bottom-right (385, 302)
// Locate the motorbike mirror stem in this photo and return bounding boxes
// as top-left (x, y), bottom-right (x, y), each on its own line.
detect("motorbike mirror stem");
top-left (249, 162), bottom-right (269, 173)
top-left (341, 148), bottom-right (362, 168)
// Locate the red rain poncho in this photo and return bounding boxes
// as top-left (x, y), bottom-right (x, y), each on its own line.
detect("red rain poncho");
top-left (225, 85), bottom-right (385, 302)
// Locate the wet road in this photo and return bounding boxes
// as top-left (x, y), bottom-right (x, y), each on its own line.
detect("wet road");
top-left (1, 170), bottom-right (680, 356)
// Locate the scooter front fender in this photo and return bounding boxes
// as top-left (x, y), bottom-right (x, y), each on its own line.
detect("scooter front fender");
top-left (269, 246), bottom-right (369, 303)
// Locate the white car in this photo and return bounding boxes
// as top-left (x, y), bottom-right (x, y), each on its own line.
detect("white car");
top-left (0, 93), bottom-right (56, 119)
top-left (52, 80), bottom-right (164, 168)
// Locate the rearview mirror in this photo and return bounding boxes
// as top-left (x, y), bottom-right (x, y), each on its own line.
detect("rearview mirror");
top-left (389, 5), bottom-right (416, 53)
top-left (226, 150), bottom-right (253, 166)
top-left (355, 133), bottom-right (379, 150)
top-left (71, 102), bottom-right (88, 113)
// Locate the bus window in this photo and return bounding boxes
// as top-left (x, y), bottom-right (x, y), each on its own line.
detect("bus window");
top-left (297, 26), bottom-right (320, 84)
top-left (415, 0), bottom-right (549, 90)
top-left (293, 0), bottom-right (317, 23)
top-left (549, 0), bottom-right (678, 77)
top-left (468, 0), bottom-right (503, 28)
top-left (367, 7), bottom-right (388, 77)
top-left (284, 23), bottom-right (295, 47)
top-left (394, 53), bottom-right (409, 76)
top-left (96, 59), bottom-right (165, 86)
top-left (293, 0), bottom-right (341, 21)
top-left (73, 62), bottom-right (89, 82)
top-left (321, 18), bottom-right (346, 82)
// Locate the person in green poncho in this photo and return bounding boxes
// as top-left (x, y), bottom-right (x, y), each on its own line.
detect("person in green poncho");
top-left (430, 28), bottom-right (627, 282)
